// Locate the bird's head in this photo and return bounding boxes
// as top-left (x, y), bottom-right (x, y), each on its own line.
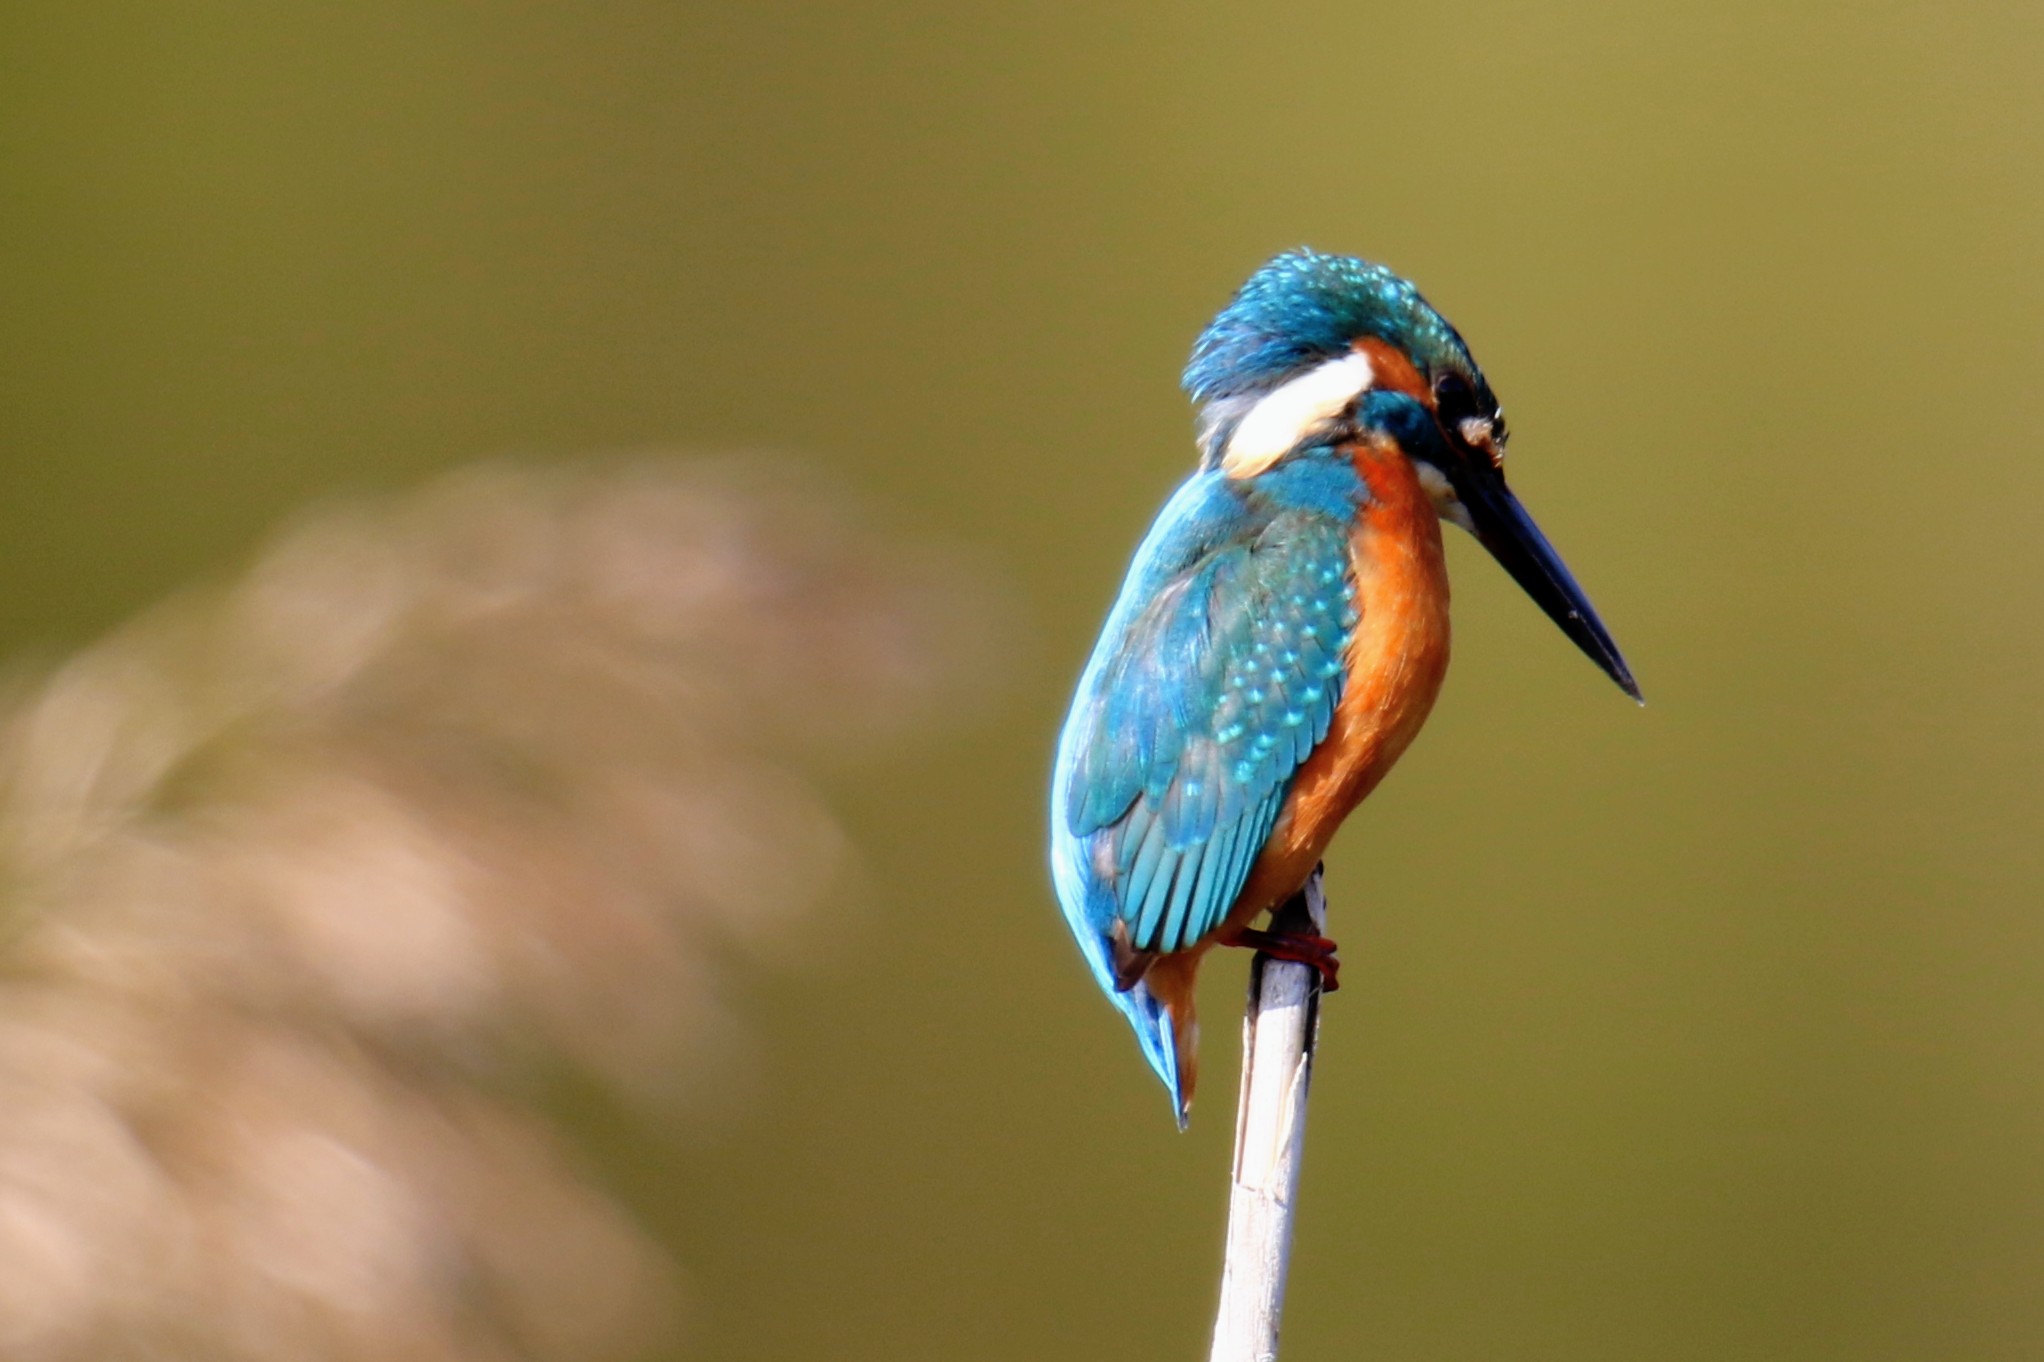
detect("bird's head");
top-left (1185, 248), bottom-right (1639, 701)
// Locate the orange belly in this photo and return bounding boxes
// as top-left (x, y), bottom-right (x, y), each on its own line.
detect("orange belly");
top-left (1221, 435), bottom-right (1453, 932)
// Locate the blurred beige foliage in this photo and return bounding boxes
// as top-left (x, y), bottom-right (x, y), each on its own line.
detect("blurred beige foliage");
top-left (0, 460), bottom-right (982, 1362)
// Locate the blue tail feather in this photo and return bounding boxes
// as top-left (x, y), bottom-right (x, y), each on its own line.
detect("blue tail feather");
top-left (1111, 982), bottom-right (1190, 1130)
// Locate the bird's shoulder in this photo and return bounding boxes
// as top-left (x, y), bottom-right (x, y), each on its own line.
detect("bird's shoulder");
top-left (1114, 450), bottom-right (1368, 592)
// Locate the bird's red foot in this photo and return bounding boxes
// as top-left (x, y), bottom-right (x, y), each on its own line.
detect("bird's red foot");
top-left (1223, 927), bottom-right (1341, 992)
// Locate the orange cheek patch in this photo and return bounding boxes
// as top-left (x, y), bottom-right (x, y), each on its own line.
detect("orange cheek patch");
top-left (1351, 337), bottom-right (1430, 402)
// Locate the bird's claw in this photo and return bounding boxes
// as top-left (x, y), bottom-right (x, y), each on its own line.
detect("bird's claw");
top-left (1226, 927), bottom-right (1341, 992)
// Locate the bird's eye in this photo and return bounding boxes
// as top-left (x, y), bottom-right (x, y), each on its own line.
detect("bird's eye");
top-left (1432, 372), bottom-right (1474, 421)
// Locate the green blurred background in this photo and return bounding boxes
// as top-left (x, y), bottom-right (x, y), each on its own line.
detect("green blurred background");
top-left (4, 1), bottom-right (2042, 1357)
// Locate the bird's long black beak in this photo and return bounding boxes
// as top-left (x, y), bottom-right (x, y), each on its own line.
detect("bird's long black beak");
top-left (1453, 467), bottom-right (1641, 702)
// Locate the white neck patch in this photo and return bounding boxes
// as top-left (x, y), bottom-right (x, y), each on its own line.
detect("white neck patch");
top-left (1412, 458), bottom-right (1474, 531)
top-left (1218, 351), bottom-right (1376, 479)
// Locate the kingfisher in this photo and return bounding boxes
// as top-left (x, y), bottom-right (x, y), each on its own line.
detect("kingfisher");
top-left (1049, 248), bottom-right (1638, 1127)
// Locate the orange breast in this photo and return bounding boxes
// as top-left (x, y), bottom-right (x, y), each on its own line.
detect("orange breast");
top-left (1220, 436), bottom-right (1453, 931)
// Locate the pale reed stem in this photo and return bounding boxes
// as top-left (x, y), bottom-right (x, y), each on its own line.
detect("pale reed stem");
top-left (1208, 868), bottom-right (1328, 1362)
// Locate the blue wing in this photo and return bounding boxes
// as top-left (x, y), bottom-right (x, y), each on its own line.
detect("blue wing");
top-left (1049, 457), bottom-right (1363, 1099)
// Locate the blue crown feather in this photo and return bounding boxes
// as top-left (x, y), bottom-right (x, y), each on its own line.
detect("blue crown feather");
top-left (1181, 248), bottom-right (1483, 404)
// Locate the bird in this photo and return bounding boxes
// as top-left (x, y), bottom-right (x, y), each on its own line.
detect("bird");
top-left (1049, 248), bottom-right (1638, 1127)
